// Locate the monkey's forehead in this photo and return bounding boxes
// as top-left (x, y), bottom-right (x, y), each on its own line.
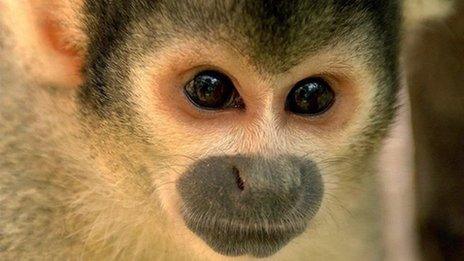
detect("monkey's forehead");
top-left (85, 0), bottom-right (400, 74)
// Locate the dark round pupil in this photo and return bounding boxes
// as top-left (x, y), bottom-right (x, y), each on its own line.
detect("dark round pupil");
top-left (185, 71), bottom-right (233, 109)
top-left (287, 78), bottom-right (335, 115)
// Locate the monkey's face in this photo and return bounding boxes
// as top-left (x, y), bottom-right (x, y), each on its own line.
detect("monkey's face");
top-left (78, 1), bottom-right (399, 258)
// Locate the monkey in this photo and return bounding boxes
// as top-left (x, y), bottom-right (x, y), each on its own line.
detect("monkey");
top-left (0, 1), bottom-right (401, 260)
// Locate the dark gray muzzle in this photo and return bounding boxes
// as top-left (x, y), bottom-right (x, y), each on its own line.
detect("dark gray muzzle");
top-left (177, 155), bottom-right (323, 257)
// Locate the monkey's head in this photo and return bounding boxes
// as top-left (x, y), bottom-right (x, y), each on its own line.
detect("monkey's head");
top-left (38, 0), bottom-right (400, 258)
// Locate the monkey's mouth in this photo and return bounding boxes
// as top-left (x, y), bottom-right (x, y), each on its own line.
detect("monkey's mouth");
top-left (183, 216), bottom-right (308, 257)
top-left (177, 155), bottom-right (323, 257)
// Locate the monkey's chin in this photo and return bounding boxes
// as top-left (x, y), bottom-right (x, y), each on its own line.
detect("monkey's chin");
top-left (204, 233), bottom-right (294, 258)
top-left (186, 221), bottom-right (307, 258)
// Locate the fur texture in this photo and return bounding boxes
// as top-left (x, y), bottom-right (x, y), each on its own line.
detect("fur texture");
top-left (1, 1), bottom-right (401, 260)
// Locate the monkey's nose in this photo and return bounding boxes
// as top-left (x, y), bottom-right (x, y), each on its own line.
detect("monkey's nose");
top-left (232, 166), bottom-right (245, 191)
top-left (177, 155), bottom-right (323, 257)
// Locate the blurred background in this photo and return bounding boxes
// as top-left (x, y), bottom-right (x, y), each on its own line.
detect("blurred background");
top-left (382, 0), bottom-right (464, 260)
top-left (408, 0), bottom-right (464, 260)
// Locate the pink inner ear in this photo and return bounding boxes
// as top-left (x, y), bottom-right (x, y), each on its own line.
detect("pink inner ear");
top-left (31, 4), bottom-right (85, 88)
top-left (41, 14), bottom-right (83, 67)
top-left (42, 18), bottom-right (76, 57)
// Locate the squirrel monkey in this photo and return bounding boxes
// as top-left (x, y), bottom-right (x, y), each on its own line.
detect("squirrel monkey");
top-left (0, 1), bottom-right (400, 260)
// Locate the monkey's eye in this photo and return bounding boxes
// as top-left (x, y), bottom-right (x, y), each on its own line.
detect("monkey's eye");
top-left (286, 77), bottom-right (335, 116)
top-left (184, 70), bottom-right (242, 110)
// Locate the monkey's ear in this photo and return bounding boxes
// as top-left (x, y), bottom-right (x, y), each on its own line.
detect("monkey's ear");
top-left (27, 0), bottom-right (87, 88)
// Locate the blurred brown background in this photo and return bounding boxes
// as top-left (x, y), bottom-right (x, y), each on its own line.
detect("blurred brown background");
top-left (402, 0), bottom-right (464, 260)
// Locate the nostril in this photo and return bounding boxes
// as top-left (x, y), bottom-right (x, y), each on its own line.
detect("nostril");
top-left (232, 166), bottom-right (245, 191)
